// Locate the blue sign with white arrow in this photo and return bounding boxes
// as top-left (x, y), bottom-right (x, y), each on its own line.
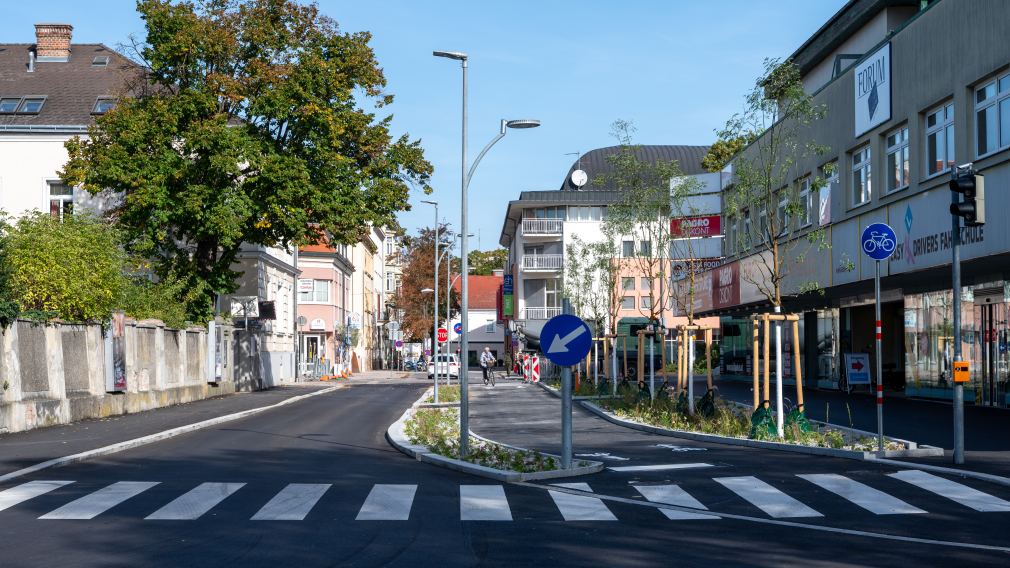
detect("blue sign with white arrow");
top-left (541, 314), bottom-right (593, 367)
top-left (861, 222), bottom-right (897, 261)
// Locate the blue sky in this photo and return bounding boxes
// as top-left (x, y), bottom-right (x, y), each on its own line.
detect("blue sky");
top-left (2, 1), bottom-right (846, 250)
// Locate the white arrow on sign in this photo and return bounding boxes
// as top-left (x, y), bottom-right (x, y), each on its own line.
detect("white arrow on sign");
top-left (547, 324), bottom-right (588, 354)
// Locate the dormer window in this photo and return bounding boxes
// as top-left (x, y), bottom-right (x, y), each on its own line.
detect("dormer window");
top-left (0, 98), bottom-right (19, 113)
top-left (92, 56), bottom-right (110, 67)
top-left (17, 97), bottom-right (45, 114)
top-left (93, 97), bottom-right (115, 114)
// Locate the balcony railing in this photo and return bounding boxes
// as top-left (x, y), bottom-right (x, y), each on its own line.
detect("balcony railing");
top-left (521, 218), bottom-right (563, 236)
top-left (522, 306), bottom-right (562, 320)
top-left (521, 253), bottom-right (563, 271)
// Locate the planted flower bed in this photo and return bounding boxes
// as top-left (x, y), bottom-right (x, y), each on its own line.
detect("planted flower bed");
top-left (404, 407), bottom-right (563, 473)
top-left (424, 385), bottom-right (460, 403)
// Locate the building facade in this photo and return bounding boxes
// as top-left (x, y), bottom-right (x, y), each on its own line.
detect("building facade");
top-left (296, 240), bottom-right (353, 376)
top-left (700, 0), bottom-right (1010, 406)
top-left (449, 273), bottom-right (505, 366)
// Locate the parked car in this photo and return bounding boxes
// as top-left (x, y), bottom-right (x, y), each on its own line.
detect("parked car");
top-left (428, 354), bottom-right (460, 381)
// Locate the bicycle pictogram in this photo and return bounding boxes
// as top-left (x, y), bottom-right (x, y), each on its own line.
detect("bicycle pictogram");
top-left (862, 231), bottom-right (895, 255)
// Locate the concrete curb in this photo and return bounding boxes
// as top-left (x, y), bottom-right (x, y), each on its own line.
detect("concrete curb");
top-left (385, 390), bottom-right (603, 482)
top-left (0, 385), bottom-right (344, 484)
top-left (535, 381), bottom-right (612, 400)
top-left (866, 456), bottom-right (1010, 489)
top-left (579, 400), bottom-right (943, 461)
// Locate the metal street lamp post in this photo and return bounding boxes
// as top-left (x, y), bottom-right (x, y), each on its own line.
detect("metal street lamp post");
top-left (433, 49), bottom-right (540, 457)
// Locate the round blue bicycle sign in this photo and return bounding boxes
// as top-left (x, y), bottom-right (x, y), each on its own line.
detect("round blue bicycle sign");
top-left (861, 222), bottom-right (897, 261)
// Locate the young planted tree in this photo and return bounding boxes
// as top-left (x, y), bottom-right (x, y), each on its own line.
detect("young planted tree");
top-left (62, 0), bottom-right (432, 321)
top-left (562, 235), bottom-right (608, 334)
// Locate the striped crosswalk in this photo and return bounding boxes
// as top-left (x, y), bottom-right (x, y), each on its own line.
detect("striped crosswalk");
top-left (0, 470), bottom-right (1007, 523)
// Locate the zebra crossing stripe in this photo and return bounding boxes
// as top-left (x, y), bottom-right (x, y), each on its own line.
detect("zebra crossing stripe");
top-left (0, 480), bottom-right (74, 512)
top-left (798, 474), bottom-right (925, 515)
top-left (145, 482), bottom-right (245, 520)
top-left (460, 485), bottom-right (512, 521)
top-left (549, 483), bottom-right (617, 521)
top-left (356, 484), bottom-right (417, 520)
top-left (633, 484), bottom-right (718, 520)
top-left (251, 484), bottom-right (331, 521)
top-left (888, 470), bottom-right (1010, 512)
top-left (715, 476), bottom-right (823, 518)
top-left (41, 481), bottom-right (159, 520)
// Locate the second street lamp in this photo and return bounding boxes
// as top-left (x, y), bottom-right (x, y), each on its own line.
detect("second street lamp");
top-left (421, 200), bottom-right (440, 402)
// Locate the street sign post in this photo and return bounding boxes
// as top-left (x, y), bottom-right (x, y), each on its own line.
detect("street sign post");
top-left (861, 222), bottom-right (896, 452)
top-left (844, 353), bottom-right (871, 384)
top-left (543, 309), bottom-right (593, 470)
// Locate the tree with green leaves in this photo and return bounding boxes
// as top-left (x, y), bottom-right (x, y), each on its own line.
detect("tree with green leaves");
top-left (394, 226), bottom-right (459, 343)
top-left (562, 235), bottom-right (609, 334)
top-left (62, 0), bottom-right (432, 322)
top-left (467, 248), bottom-right (508, 276)
top-left (710, 59), bottom-right (829, 307)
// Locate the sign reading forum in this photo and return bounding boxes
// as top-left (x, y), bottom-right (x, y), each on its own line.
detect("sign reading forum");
top-left (854, 42), bottom-right (891, 136)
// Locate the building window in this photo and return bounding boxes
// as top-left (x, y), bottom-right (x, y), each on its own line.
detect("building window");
top-left (48, 181), bottom-right (73, 221)
top-left (545, 278), bottom-right (561, 308)
top-left (640, 277), bottom-right (651, 291)
top-left (523, 206), bottom-right (566, 219)
top-left (742, 209), bottom-right (752, 249)
top-left (92, 98), bottom-right (115, 114)
top-left (776, 192), bottom-right (789, 235)
top-left (975, 73), bottom-right (1010, 157)
top-left (621, 277), bottom-right (635, 291)
top-left (726, 216), bottom-right (736, 255)
top-left (622, 240), bottom-right (635, 258)
top-left (819, 162), bottom-right (837, 226)
top-left (386, 272), bottom-right (395, 292)
top-left (885, 126), bottom-right (910, 192)
top-left (640, 296), bottom-right (652, 309)
top-left (851, 145), bottom-right (871, 206)
top-left (798, 177), bottom-right (813, 227)
top-left (298, 279), bottom-right (329, 303)
top-left (758, 207), bottom-right (767, 240)
top-left (92, 55), bottom-right (110, 67)
top-left (925, 103), bottom-right (954, 176)
top-left (638, 240), bottom-right (652, 257)
top-left (567, 206), bottom-right (603, 221)
top-left (485, 320), bottom-right (495, 333)
top-left (16, 97), bottom-right (45, 114)
top-left (621, 296), bottom-right (635, 310)
top-left (0, 98), bottom-right (19, 113)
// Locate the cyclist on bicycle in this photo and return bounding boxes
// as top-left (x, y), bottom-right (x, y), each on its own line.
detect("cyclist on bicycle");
top-left (480, 347), bottom-right (495, 385)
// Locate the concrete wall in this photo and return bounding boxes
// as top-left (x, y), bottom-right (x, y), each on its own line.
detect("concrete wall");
top-left (0, 319), bottom-right (239, 434)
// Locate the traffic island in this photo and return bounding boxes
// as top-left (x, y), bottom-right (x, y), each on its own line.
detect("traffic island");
top-left (386, 388), bottom-right (603, 482)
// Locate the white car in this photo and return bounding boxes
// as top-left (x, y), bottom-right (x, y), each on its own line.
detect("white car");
top-left (428, 354), bottom-right (460, 381)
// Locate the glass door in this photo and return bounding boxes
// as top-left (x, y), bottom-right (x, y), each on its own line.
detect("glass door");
top-left (975, 302), bottom-right (1009, 407)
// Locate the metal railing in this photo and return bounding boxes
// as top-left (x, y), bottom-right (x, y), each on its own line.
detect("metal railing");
top-left (522, 306), bottom-right (562, 320)
top-left (521, 253), bottom-right (563, 271)
top-left (521, 218), bottom-right (563, 235)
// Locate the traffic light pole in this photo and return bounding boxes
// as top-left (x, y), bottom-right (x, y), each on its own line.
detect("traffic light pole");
top-left (951, 190), bottom-right (965, 465)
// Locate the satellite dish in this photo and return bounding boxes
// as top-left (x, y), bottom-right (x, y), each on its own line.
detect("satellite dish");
top-left (570, 169), bottom-right (588, 188)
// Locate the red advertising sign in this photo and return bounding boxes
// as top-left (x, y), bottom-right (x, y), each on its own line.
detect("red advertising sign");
top-left (437, 328), bottom-right (448, 343)
top-left (712, 261), bottom-right (740, 310)
top-left (671, 215), bottom-right (722, 238)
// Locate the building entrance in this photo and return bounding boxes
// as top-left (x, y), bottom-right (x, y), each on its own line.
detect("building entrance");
top-left (974, 300), bottom-right (1009, 408)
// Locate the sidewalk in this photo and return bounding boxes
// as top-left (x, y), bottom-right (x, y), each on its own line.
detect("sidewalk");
top-left (0, 384), bottom-right (332, 476)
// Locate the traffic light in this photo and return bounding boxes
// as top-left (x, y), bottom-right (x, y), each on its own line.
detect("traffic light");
top-left (949, 170), bottom-right (985, 226)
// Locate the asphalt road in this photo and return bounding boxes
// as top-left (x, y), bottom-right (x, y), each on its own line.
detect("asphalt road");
top-left (0, 373), bottom-right (1006, 567)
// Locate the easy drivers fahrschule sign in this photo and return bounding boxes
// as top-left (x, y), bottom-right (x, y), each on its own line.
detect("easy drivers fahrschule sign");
top-left (854, 42), bottom-right (891, 136)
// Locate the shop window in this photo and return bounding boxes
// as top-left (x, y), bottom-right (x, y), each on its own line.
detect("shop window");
top-left (925, 103), bottom-right (954, 176)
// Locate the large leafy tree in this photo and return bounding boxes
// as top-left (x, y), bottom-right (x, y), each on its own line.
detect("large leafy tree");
top-left (394, 226), bottom-right (459, 343)
top-left (467, 248), bottom-right (507, 276)
top-left (62, 0), bottom-right (432, 321)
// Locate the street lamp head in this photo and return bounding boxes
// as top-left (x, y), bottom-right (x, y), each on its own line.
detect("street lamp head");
top-left (433, 50), bottom-right (467, 61)
top-left (421, 200), bottom-right (438, 206)
top-left (506, 119), bottom-right (541, 130)
top-left (421, 288), bottom-right (435, 294)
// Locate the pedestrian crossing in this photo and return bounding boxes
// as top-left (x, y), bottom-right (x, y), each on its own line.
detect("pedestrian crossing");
top-left (0, 470), bottom-right (1008, 522)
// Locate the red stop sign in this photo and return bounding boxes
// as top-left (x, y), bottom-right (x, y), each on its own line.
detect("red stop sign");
top-left (437, 328), bottom-right (448, 343)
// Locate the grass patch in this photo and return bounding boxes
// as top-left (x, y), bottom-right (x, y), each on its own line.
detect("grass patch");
top-left (404, 407), bottom-right (569, 473)
top-left (424, 385), bottom-right (460, 403)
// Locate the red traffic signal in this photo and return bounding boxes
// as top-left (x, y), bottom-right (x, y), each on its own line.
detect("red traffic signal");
top-left (949, 171), bottom-right (985, 226)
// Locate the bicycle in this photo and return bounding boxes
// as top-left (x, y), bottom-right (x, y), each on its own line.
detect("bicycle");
top-left (483, 366), bottom-right (496, 387)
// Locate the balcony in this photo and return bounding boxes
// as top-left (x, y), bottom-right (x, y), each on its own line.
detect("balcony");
top-left (522, 306), bottom-right (562, 321)
top-left (521, 254), bottom-right (563, 272)
top-left (521, 218), bottom-right (563, 238)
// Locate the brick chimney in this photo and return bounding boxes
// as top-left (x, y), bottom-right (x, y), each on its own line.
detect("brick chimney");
top-left (35, 23), bottom-right (73, 59)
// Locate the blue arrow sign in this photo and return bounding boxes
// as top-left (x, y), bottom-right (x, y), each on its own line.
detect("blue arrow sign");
top-left (861, 222), bottom-right (897, 261)
top-left (541, 314), bottom-right (593, 367)
top-left (453, 322), bottom-right (462, 334)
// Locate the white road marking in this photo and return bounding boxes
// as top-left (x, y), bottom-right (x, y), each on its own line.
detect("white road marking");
top-left (0, 480), bottom-right (74, 512)
top-left (575, 452), bottom-right (630, 461)
top-left (460, 485), bottom-right (512, 521)
top-left (656, 444), bottom-right (708, 452)
top-left (41, 481), bottom-right (159, 520)
top-left (145, 482), bottom-right (245, 520)
top-left (715, 476), bottom-right (822, 518)
top-left (251, 483), bottom-right (331, 521)
top-left (609, 463), bottom-right (714, 472)
top-left (633, 484), bottom-right (718, 520)
top-left (798, 474), bottom-right (926, 515)
top-left (549, 482), bottom-right (617, 521)
top-left (356, 484), bottom-right (417, 520)
top-left (888, 470), bottom-right (1010, 512)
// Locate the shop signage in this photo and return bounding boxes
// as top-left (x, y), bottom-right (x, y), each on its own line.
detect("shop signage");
top-left (671, 215), bottom-right (721, 238)
top-left (904, 310), bottom-right (917, 329)
top-left (854, 42), bottom-right (891, 136)
top-left (503, 274), bottom-right (514, 317)
top-left (844, 353), bottom-right (871, 385)
top-left (712, 262), bottom-right (740, 310)
top-left (298, 278), bottom-right (315, 293)
top-left (309, 318), bottom-right (325, 330)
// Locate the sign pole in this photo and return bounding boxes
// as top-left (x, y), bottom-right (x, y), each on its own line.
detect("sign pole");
top-left (952, 193), bottom-right (965, 464)
top-left (875, 260), bottom-right (883, 452)
top-left (561, 299), bottom-right (573, 469)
